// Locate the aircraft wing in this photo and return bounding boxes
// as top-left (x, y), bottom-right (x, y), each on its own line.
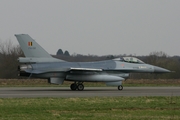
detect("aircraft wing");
top-left (24, 67), bottom-right (103, 74)
top-left (69, 68), bottom-right (102, 72)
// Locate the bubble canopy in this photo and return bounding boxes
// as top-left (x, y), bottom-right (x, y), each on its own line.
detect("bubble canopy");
top-left (113, 57), bottom-right (145, 64)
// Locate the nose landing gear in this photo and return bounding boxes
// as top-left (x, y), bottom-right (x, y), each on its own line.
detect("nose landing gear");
top-left (118, 85), bottom-right (123, 90)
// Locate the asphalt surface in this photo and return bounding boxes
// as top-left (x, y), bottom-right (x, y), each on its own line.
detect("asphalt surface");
top-left (0, 87), bottom-right (180, 98)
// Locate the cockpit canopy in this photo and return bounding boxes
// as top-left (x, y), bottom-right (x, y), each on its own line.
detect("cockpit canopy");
top-left (113, 57), bottom-right (145, 64)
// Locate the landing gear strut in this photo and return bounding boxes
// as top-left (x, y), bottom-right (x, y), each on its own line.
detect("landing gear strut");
top-left (118, 85), bottom-right (123, 90)
top-left (70, 82), bottom-right (84, 91)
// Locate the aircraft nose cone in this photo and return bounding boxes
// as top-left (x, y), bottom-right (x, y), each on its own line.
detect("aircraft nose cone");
top-left (154, 66), bottom-right (171, 73)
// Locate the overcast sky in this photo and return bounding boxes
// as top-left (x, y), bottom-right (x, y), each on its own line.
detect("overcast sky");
top-left (0, 0), bottom-right (180, 56)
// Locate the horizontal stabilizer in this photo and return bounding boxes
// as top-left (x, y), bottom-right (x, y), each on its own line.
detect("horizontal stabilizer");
top-left (25, 69), bottom-right (44, 74)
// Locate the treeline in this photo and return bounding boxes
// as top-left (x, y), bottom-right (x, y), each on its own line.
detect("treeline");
top-left (0, 40), bottom-right (179, 79)
top-left (55, 51), bottom-right (180, 79)
top-left (0, 40), bottom-right (23, 78)
top-left (131, 52), bottom-right (180, 79)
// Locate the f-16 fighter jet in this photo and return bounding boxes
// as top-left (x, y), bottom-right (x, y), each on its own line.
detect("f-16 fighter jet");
top-left (15, 34), bottom-right (170, 91)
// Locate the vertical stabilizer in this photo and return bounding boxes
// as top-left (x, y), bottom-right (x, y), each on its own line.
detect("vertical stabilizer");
top-left (15, 34), bottom-right (52, 58)
top-left (15, 34), bottom-right (63, 62)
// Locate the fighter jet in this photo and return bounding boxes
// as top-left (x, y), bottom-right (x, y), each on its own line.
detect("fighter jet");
top-left (15, 34), bottom-right (170, 91)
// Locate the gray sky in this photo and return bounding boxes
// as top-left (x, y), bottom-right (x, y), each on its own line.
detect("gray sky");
top-left (0, 0), bottom-right (180, 56)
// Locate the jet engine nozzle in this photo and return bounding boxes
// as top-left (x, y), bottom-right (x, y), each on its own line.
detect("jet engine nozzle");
top-left (19, 64), bottom-right (32, 71)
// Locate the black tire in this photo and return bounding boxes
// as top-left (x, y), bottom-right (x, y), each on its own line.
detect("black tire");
top-left (118, 85), bottom-right (123, 90)
top-left (77, 84), bottom-right (84, 91)
top-left (70, 83), bottom-right (77, 91)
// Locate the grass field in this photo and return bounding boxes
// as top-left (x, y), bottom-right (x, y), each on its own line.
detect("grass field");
top-left (0, 97), bottom-right (180, 120)
top-left (0, 79), bottom-right (180, 119)
top-left (0, 79), bottom-right (180, 87)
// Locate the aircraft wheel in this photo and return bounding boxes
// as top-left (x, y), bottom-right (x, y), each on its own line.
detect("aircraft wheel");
top-left (118, 85), bottom-right (123, 91)
top-left (77, 84), bottom-right (84, 91)
top-left (70, 83), bottom-right (77, 91)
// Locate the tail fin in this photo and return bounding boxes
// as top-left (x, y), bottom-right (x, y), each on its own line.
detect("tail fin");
top-left (15, 34), bottom-right (63, 62)
top-left (15, 34), bottom-right (52, 58)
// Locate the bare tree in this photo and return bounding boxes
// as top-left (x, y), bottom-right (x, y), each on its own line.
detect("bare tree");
top-left (0, 40), bottom-right (23, 78)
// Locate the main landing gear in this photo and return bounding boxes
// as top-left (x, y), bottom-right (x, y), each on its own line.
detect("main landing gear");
top-left (70, 82), bottom-right (123, 91)
top-left (118, 85), bottom-right (123, 90)
top-left (70, 82), bottom-right (84, 91)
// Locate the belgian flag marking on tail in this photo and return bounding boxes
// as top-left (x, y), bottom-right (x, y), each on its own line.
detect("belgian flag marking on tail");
top-left (28, 42), bottom-right (32, 46)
